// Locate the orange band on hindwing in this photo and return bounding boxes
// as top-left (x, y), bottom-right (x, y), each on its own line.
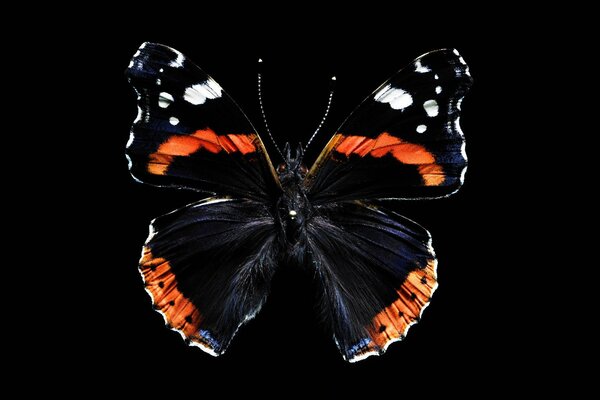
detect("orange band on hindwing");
top-left (140, 247), bottom-right (202, 337)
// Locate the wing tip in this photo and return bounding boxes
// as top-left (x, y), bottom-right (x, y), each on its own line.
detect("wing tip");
top-left (414, 47), bottom-right (474, 81)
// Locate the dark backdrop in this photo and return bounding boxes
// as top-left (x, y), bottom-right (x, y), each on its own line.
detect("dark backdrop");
top-left (69, 12), bottom-right (547, 396)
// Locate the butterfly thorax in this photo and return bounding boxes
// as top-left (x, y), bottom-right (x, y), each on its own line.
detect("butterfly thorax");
top-left (276, 143), bottom-right (310, 244)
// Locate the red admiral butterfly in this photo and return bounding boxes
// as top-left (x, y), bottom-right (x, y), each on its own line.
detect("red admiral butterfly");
top-left (126, 43), bottom-right (472, 362)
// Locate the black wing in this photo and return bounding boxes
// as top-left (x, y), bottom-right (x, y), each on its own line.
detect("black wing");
top-left (306, 202), bottom-right (437, 362)
top-left (126, 42), bottom-right (280, 201)
top-left (304, 48), bottom-right (472, 203)
top-left (139, 198), bottom-right (279, 355)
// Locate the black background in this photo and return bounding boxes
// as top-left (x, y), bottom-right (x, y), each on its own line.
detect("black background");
top-left (63, 11), bottom-right (554, 396)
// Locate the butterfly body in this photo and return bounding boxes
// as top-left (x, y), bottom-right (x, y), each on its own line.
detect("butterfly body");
top-left (126, 42), bottom-right (472, 362)
top-left (275, 143), bottom-right (311, 246)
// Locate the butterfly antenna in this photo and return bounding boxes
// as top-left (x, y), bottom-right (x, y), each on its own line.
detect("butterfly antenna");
top-left (258, 59), bottom-right (285, 161)
top-left (303, 76), bottom-right (336, 156)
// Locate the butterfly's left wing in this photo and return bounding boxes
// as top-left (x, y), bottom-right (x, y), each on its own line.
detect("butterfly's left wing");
top-left (139, 197), bottom-right (279, 355)
top-left (126, 42), bottom-right (280, 201)
top-left (304, 48), bottom-right (472, 203)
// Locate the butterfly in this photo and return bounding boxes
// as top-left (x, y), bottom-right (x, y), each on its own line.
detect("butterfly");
top-left (126, 42), bottom-right (472, 362)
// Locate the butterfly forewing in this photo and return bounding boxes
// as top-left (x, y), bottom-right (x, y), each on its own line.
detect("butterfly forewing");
top-left (305, 48), bottom-right (472, 203)
top-left (126, 42), bottom-right (280, 201)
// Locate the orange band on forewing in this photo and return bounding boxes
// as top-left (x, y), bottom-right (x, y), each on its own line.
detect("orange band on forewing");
top-left (225, 134), bottom-right (257, 154)
top-left (217, 134), bottom-right (237, 153)
top-left (417, 164), bottom-right (445, 186)
top-left (147, 154), bottom-right (175, 175)
top-left (146, 129), bottom-right (258, 175)
top-left (335, 136), bottom-right (374, 156)
top-left (190, 129), bottom-right (222, 153)
top-left (333, 132), bottom-right (445, 186)
top-left (140, 247), bottom-right (202, 337)
top-left (366, 260), bottom-right (437, 350)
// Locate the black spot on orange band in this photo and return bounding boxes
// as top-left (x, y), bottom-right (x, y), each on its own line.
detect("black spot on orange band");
top-left (140, 247), bottom-right (203, 338)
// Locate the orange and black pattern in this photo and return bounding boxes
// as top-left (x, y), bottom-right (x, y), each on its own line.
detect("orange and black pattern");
top-left (305, 48), bottom-right (471, 203)
top-left (126, 42), bottom-right (280, 201)
top-left (307, 202), bottom-right (438, 362)
top-left (125, 43), bottom-right (472, 362)
top-left (139, 198), bottom-right (279, 355)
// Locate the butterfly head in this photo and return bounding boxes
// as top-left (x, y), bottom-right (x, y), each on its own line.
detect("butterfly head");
top-left (277, 142), bottom-right (308, 183)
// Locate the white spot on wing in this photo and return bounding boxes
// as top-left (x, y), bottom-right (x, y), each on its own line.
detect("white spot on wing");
top-left (169, 117), bottom-right (179, 126)
top-left (156, 78), bottom-right (161, 85)
top-left (436, 86), bottom-right (442, 94)
top-left (374, 84), bottom-right (413, 110)
top-left (423, 100), bottom-right (439, 117)
top-left (390, 92), bottom-right (413, 110)
top-left (453, 49), bottom-right (460, 56)
top-left (128, 60), bottom-right (134, 69)
top-left (184, 80), bottom-right (223, 105)
top-left (159, 68), bottom-right (164, 73)
top-left (417, 124), bottom-right (427, 133)
top-left (373, 84), bottom-right (391, 101)
top-left (169, 51), bottom-right (185, 68)
top-left (459, 56), bottom-right (466, 65)
top-left (133, 50), bottom-right (140, 58)
top-left (434, 74), bottom-right (439, 80)
top-left (158, 92), bottom-right (174, 108)
top-left (415, 60), bottom-right (431, 73)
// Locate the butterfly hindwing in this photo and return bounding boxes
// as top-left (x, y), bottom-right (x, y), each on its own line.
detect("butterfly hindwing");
top-left (140, 198), bottom-right (279, 355)
top-left (305, 48), bottom-right (472, 203)
top-left (306, 202), bottom-right (437, 362)
top-left (126, 42), bottom-right (280, 200)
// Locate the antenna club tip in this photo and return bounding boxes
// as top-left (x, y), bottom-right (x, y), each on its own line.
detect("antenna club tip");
top-left (331, 76), bottom-right (337, 80)
top-left (258, 58), bottom-right (263, 63)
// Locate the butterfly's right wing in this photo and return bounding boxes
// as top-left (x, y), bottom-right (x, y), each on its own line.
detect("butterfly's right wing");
top-left (306, 201), bottom-right (437, 362)
top-left (139, 197), bottom-right (279, 355)
top-left (126, 42), bottom-right (280, 201)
